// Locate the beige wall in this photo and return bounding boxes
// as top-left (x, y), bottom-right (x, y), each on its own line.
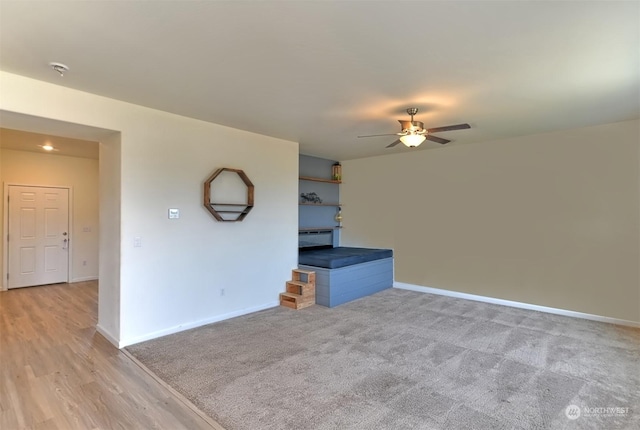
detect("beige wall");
top-left (343, 119), bottom-right (640, 323)
top-left (1, 148), bottom-right (99, 284)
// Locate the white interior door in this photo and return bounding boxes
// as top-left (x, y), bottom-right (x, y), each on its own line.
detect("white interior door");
top-left (7, 185), bottom-right (70, 289)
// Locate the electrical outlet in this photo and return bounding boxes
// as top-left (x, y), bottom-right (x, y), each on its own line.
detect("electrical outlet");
top-left (134, 237), bottom-right (142, 247)
top-left (220, 288), bottom-right (225, 297)
top-left (82, 260), bottom-right (87, 266)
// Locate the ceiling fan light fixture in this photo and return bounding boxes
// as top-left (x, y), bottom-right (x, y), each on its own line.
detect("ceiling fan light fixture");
top-left (399, 134), bottom-right (426, 147)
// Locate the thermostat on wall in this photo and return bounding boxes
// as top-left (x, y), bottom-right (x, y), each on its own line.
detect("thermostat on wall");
top-left (168, 208), bottom-right (180, 219)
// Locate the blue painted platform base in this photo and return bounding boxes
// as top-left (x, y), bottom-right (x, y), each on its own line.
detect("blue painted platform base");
top-left (299, 257), bottom-right (394, 307)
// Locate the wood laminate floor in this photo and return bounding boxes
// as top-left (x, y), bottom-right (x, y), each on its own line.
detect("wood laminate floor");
top-left (0, 281), bottom-right (219, 430)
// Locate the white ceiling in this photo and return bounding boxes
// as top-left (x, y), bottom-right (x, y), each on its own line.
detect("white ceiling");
top-left (0, 1), bottom-right (638, 160)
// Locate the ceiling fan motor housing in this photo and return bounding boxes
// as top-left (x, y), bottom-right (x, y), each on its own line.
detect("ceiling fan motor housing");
top-left (399, 120), bottom-right (425, 133)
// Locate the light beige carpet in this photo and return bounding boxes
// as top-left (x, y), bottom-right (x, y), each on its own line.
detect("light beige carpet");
top-left (127, 288), bottom-right (640, 430)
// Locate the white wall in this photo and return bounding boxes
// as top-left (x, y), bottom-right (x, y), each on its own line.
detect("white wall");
top-left (0, 71), bottom-right (299, 347)
top-left (99, 132), bottom-right (122, 340)
top-left (343, 119), bottom-right (640, 324)
top-left (0, 148), bottom-right (99, 284)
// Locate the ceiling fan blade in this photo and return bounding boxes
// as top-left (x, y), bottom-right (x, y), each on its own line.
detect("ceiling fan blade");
top-left (386, 139), bottom-right (402, 148)
top-left (426, 123), bottom-right (471, 133)
top-left (357, 133), bottom-right (400, 138)
top-left (425, 135), bottom-right (450, 144)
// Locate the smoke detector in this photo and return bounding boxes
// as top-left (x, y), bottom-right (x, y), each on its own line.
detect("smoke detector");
top-left (49, 62), bottom-right (69, 77)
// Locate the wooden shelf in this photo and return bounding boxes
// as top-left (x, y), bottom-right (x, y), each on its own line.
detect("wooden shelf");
top-left (210, 203), bottom-right (249, 206)
top-left (299, 226), bottom-right (342, 231)
top-left (203, 168), bottom-right (254, 222)
top-left (299, 203), bottom-right (341, 207)
top-left (209, 203), bottom-right (251, 214)
top-left (299, 176), bottom-right (342, 184)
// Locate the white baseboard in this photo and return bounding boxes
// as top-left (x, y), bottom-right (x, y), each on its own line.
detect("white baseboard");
top-left (96, 324), bottom-right (123, 348)
top-left (71, 276), bottom-right (98, 283)
top-left (119, 301), bottom-right (281, 348)
top-left (393, 282), bottom-right (640, 328)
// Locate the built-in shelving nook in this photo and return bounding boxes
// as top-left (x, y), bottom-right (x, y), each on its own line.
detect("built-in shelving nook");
top-left (204, 167), bottom-right (254, 222)
top-left (299, 155), bottom-right (341, 247)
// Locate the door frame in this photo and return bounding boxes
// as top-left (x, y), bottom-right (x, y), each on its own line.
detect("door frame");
top-left (2, 183), bottom-right (74, 291)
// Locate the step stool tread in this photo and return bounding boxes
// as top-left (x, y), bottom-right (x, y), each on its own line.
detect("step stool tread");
top-left (292, 269), bottom-right (316, 275)
top-left (287, 280), bottom-right (311, 287)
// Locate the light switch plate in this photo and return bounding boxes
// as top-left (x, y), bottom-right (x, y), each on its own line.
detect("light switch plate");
top-left (168, 208), bottom-right (180, 219)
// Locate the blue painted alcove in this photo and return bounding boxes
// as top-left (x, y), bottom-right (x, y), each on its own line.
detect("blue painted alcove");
top-left (299, 154), bottom-right (341, 247)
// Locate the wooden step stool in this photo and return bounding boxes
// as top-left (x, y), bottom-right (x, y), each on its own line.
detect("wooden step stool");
top-left (280, 269), bottom-right (316, 310)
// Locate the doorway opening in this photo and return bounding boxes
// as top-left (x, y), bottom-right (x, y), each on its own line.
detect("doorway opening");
top-left (1, 126), bottom-right (101, 291)
top-left (1, 110), bottom-right (122, 346)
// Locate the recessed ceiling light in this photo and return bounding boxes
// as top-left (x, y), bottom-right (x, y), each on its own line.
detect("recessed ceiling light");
top-left (40, 144), bottom-right (57, 151)
top-left (49, 62), bottom-right (69, 77)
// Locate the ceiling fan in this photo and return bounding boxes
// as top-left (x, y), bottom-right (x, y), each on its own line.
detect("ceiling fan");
top-left (358, 108), bottom-right (471, 148)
